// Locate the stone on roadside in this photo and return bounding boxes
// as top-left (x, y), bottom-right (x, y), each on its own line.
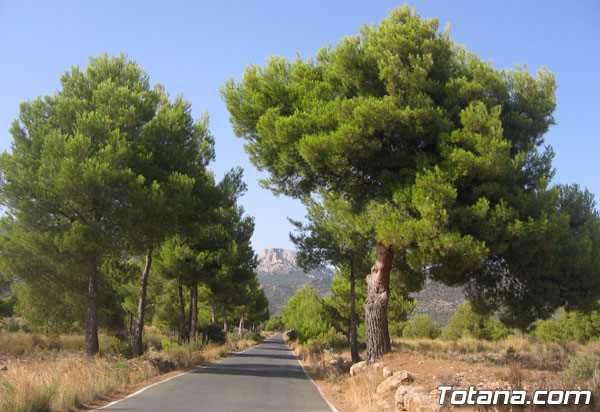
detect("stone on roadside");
top-left (377, 370), bottom-right (414, 394)
top-left (350, 360), bottom-right (367, 376)
top-left (395, 386), bottom-right (442, 411)
top-left (383, 367), bottom-right (393, 378)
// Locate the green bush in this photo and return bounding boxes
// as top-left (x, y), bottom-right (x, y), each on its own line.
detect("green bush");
top-left (0, 297), bottom-right (16, 318)
top-left (321, 328), bottom-right (347, 349)
top-left (389, 320), bottom-right (408, 338)
top-left (246, 331), bottom-right (261, 342)
top-left (442, 301), bottom-right (512, 341)
top-left (6, 318), bottom-right (20, 332)
top-left (285, 330), bottom-right (297, 342)
top-left (264, 315), bottom-right (284, 331)
top-left (198, 324), bottom-right (226, 344)
top-left (534, 308), bottom-right (600, 343)
top-left (282, 286), bottom-right (332, 344)
top-left (403, 314), bottom-right (441, 339)
top-left (563, 355), bottom-right (599, 381)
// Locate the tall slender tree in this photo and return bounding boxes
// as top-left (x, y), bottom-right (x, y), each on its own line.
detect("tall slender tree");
top-left (290, 192), bottom-right (372, 363)
top-left (0, 54), bottom-right (159, 355)
top-left (128, 98), bottom-right (215, 356)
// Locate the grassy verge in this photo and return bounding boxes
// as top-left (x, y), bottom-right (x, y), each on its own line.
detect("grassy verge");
top-left (286, 335), bottom-right (600, 412)
top-left (0, 330), bottom-right (263, 412)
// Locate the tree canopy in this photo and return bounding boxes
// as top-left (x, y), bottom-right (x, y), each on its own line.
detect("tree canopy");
top-left (222, 5), bottom-right (600, 361)
top-left (0, 54), bottom-right (267, 355)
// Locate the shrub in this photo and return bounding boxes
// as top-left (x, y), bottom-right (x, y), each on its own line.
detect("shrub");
top-left (442, 301), bottom-right (512, 341)
top-left (0, 296), bottom-right (16, 318)
top-left (282, 286), bottom-right (332, 344)
top-left (246, 331), bottom-right (261, 342)
top-left (198, 324), bottom-right (226, 344)
top-left (264, 315), bottom-right (284, 331)
top-left (403, 314), bottom-right (441, 339)
top-left (6, 318), bottom-right (20, 332)
top-left (144, 326), bottom-right (169, 351)
top-left (286, 330), bottom-right (298, 342)
top-left (535, 308), bottom-right (600, 343)
top-left (563, 355), bottom-right (599, 382)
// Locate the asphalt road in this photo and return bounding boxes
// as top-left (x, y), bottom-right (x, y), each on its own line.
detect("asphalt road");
top-left (98, 333), bottom-right (334, 412)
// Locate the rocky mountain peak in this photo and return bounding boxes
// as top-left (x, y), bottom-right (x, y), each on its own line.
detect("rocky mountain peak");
top-left (256, 248), bottom-right (298, 273)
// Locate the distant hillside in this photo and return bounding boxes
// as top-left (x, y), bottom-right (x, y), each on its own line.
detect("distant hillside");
top-left (256, 248), bottom-right (466, 324)
top-left (410, 279), bottom-right (465, 326)
top-left (256, 248), bottom-right (334, 314)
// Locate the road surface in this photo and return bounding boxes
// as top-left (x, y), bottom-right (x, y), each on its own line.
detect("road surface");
top-left (98, 333), bottom-right (334, 411)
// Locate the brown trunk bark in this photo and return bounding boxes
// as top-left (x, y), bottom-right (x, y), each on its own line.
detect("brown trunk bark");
top-left (85, 268), bottom-right (100, 357)
top-left (365, 242), bottom-right (393, 364)
top-left (349, 257), bottom-right (360, 364)
top-left (177, 282), bottom-right (187, 341)
top-left (190, 282), bottom-right (198, 339)
top-left (211, 300), bottom-right (216, 325)
top-left (133, 248), bottom-right (153, 357)
top-left (238, 315), bottom-right (244, 339)
top-left (223, 303), bottom-right (228, 332)
top-left (187, 288), bottom-right (193, 337)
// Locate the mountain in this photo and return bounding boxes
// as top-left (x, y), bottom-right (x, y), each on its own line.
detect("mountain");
top-left (255, 248), bottom-right (465, 325)
top-left (255, 248), bottom-right (334, 314)
top-left (410, 279), bottom-right (465, 326)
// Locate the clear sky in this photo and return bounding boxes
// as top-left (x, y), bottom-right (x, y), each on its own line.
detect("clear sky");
top-left (1, 1), bottom-right (598, 254)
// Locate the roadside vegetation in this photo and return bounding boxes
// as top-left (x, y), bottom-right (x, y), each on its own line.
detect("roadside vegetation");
top-left (281, 288), bottom-right (600, 410)
top-left (0, 318), bottom-right (265, 412)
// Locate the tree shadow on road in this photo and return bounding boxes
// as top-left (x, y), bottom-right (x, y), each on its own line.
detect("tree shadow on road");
top-left (231, 353), bottom-right (296, 360)
top-left (192, 363), bottom-right (308, 379)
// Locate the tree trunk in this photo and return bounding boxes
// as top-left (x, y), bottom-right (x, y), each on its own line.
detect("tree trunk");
top-left (133, 248), bottom-right (153, 357)
top-left (238, 315), bottom-right (244, 339)
top-left (365, 242), bottom-right (393, 364)
top-left (177, 282), bottom-right (187, 341)
top-left (350, 257), bottom-right (360, 364)
top-left (187, 288), bottom-right (193, 337)
top-left (223, 303), bottom-right (228, 332)
top-left (211, 300), bottom-right (216, 325)
top-left (190, 282), bottom-right (198, 340)
top-left (85, 269), bottom-right (100, 357)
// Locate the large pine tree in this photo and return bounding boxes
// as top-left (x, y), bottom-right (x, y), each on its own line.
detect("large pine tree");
top-left (222, 6), bottom-right (600, 362)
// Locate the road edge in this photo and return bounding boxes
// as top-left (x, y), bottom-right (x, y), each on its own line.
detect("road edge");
top-left (91, 344), bottom-right (258, 411)
top-left (286, 339), bottom-right (340, 412)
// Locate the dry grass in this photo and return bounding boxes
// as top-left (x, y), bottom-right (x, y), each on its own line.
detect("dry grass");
top-left (0, 357), bottom-right (158, 412)
top-left (0, 331), bottom-right (261, 412)
top-left (291, 336), bottom-right (600, 412)
top-left (347, 373), bottom-right (382, 412)
top-left (0, 331), bottom-right (126, 358)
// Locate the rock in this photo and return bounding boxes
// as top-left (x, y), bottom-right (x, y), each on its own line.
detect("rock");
top-left (329, 359), bottom-right (341, 366)
top-left (372, 362), bottom-right (384, 370)
top-left (367, 371), bottom-right (379, 382)
top-left (0, 365), bottom-right (6, 371)
top-left (377, 370), bottom-right (414, 394)
top-left (350, 360), bottom-right (367, 376)
top-left (395, 386), bottom-right (441, 412)
top-left (383, 367), bottom-right (394, 378)
top-left (417, 361), bottom-right (424, 365)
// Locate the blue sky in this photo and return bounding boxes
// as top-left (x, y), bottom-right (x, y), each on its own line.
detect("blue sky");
top-left (1, 1), bottom-right (598, 254)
